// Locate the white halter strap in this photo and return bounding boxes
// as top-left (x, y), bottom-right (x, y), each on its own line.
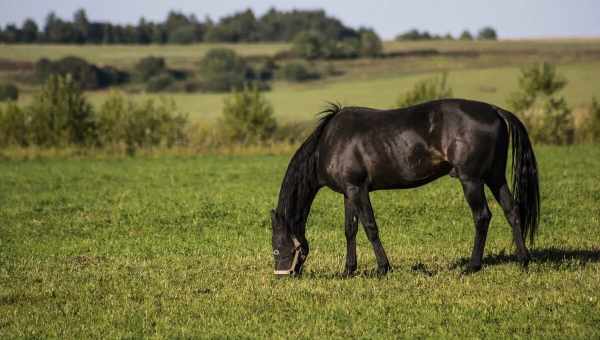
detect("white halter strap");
top-left (274, 237), bottom-right (303, 275)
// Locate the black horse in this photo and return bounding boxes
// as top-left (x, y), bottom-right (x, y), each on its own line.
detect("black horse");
top-left (271, 99), bottom-right (540, 276)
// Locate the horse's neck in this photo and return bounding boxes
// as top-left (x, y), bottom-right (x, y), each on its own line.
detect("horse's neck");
top-left (276, 160), bottom-right (320, 236)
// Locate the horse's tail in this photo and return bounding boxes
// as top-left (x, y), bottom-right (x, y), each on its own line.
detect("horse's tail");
top-left (275, 103), bottom-right (342, 232)
top-left (496, 107), bottom-right (540, 245)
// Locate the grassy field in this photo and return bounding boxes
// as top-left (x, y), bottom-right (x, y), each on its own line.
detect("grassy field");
top-left (1, 145), bottom-right (599, 338)
top-left (4, 39), bottom-right (600, 124)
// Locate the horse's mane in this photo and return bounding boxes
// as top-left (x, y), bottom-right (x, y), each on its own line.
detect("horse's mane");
top-left (275, 103), bottom-right (342, 236)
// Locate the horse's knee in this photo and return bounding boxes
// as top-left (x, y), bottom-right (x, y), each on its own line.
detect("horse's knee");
top-left (475, 208), bottom-right (491, 229)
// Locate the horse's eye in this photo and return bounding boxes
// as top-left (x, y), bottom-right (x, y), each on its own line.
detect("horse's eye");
top-left (272, 249), bottom-right (280, 256)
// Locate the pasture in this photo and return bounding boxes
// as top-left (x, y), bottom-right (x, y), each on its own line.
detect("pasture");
top-left (1, 145), bottom-right (599, 338)
top-left (4, 39), bottom-right (600, 124)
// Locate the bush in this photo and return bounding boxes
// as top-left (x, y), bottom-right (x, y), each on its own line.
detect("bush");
top-left (198, 48), bottom-right (248, 92)
top-left (579, 97), bottom-right (600, 143)
top-left (278, 62), bottom-right (321, 82)
top-left (292, 31), bottom-right (326, 60)
top-left (477, 27), bottom-right (498, 40)
top-left (34, 57), bottom-right (127, 89)
top-left (28, 74), bottom-right (95, 146)
top-left (0, 103), bottom-right (29, 146)
top-left (135, 56), bottom-right (166, 82)
top-left (396, 73), bottom-right (453, 108)
top-left (97, 92), bottom-right (188, 153)
top-left (359, 30), bottom-right (383, 57)
top-left (508, 62), bottom-right (574, 145)
top-left (459, 30), bottom-right (473, 40)
top-left (221, 85), bottom-right (277, 144)
top-left (0, 83), bottom-right (19, 101)
top-left (146, 73), bottom-right (175, 93)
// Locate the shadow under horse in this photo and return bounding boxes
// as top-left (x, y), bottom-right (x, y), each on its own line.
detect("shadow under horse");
top-left (271, 99), bottom-right (540, 276)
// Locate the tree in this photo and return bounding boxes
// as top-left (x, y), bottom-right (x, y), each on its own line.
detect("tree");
top-left (221, 85), bottom-right (277, 143)
top-left (292, 31), bottom-right (326, 59)
top-left (73, 8), bottom-right (90, 43)
top-left (507, 62), bottom-right (574, 144)
top-left (459, 30), bottom-right (473, 40)
top-left (198, 48), bottom-right (248, 92)
top-left (21, 19), bottom-right (39, 43)
top-left (359, 29), bottom-right (383, 57)
top-left (477, 26), bottom-right (497, 40)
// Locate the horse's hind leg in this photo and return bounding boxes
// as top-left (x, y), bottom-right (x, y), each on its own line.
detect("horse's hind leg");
top-left (343, 196), bottom-right (359, 276)
top-left (486, 177), bottom-right (530, 267)
top-left (347, 185), bottom-right (391, 275)
top-left (460, 179), bottom-right (491, 272)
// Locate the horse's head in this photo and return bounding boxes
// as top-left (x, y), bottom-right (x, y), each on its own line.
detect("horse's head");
top-left (271, 209), bottom-right (307, 276)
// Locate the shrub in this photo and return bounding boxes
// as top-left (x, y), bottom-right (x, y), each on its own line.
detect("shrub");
top-left (146, 73), bottom-right (175, 93)
top-left (508, 62), bottom-right (574, 145)
top-left (359, 30), bottom-right (383, 57)
top-left (396, 73), bottom-right (453, 108)
top-left (0, 83), bottom-right (19, 101)
top-left (34, 57), bottom-right (127, 89)
top-left (292, 31), bottom-right (326, 60)
top-left (579, 97), bottom-right (600, 143)
top-left (221, 85), bottom-right (277, 144)
top-left (508, 62), bottom-right (566, 112)
top-left (0, 103), bottom-right (29, 146)
top-left (278, 62), bottom-right (321, 82)
top-left (477, 27), bottom-right (498, 40)
top-left (135, 56), bottom-right (166, 81)
top-left (28, 74), bottom-right (95, 146)
top-left (198, 48), bottom-right (247, 92)
top-left (459, 30), bottom-right (473, 40)
top-left (168, 25), bottom-right (198, 44)
top-left (97, 92), bottom-right (188, 153)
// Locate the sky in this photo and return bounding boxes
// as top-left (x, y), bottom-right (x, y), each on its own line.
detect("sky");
top-left (1, 0), bottom-right (599, 40)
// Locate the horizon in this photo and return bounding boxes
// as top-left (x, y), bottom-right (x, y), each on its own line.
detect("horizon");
top-left (1, 0), bottom-right (599, 40)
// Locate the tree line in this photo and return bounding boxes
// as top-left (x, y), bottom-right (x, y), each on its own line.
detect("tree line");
top-left (0, 8), bottom-right (373, 44)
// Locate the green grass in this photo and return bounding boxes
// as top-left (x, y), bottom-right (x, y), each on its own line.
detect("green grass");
top-left (78, 61), bottom-right (599, 122)
top-left (1, 145), bottom-right (600, 338)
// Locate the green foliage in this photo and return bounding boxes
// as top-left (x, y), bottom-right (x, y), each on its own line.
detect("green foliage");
top-left (579, 97), bottom-right (600, 143)
top-left (396, 73), bottom-right (453, 108)
top-left (508, 62), bottom-right (567, 112)
top-left (0, 82), bottom-right (19, 101)
top-left (359, 30), bottom-right (383, 57)
top-left (278, 62), bottom-right (321, 82)
top-left (478, 27), bottom-right (498, 40)
top-left (34, 56), bottom-right (127, 89)
top-left (146, 73), bottom-right (175, 93)
top-left (96, 92), bottom-right (188, 153)
top-left (167, 25), bottom-right (199, 44)
top-left (0, 103), bottom-right (29, 146)
top-left (221, 85), bottom-right (277, 143)
top-left (134, 56), bottom-right (167, 82)
top-left (292, 29), bottom-right (382, 59)
top-left (28, 74), bottom-right (95, 146)
top-left (508, 62), bottom-right (574, 144)
top-left (198, 48), bottom-right (248, 92)
top-left (459, 30), bottom-right (474, 40)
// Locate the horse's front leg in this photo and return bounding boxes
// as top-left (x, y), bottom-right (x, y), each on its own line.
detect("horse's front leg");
top-left (347, 185), bottom-right (391, 275)
top-left (343, 196), bottom-right (359, 276)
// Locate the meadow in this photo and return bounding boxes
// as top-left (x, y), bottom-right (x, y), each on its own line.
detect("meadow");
top-left (1, 145), bottom-right (600, 338)
top-left (4, 39), bottom-right (600, 123)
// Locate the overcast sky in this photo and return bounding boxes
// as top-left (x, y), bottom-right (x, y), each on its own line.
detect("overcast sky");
top-left (1, 0), bottom-right (599, 39)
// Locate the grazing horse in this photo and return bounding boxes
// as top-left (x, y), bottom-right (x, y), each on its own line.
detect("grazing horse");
top-left (271, 99), bottom-right (540, 276)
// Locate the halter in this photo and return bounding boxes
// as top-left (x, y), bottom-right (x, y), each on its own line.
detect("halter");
top-left (274, 237), bottom-right (305, 275)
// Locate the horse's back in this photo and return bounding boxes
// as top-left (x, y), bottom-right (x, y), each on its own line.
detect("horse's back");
top-left (317, 99), bottom-right (508, 191)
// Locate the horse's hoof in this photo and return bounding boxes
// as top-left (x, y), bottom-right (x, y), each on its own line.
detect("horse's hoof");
top-left (376, 264), bottom-right (391, 276)
top-left (341, 266), bottom-right (357, 277)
